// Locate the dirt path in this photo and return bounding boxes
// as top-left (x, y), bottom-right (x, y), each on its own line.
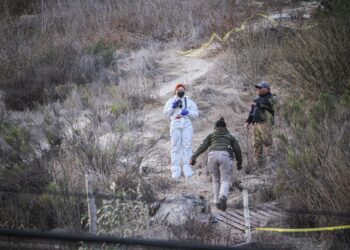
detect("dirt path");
top-left (157, 50), bottom-right (210, 97)
top-left (140, 44), bottom-right (284, 243)
top-left (140, 49), bottom-right (213, 198)
top-left (138, 4), bottom-right (320, 245)
top-left (139, 46), bottom-right (254, 202)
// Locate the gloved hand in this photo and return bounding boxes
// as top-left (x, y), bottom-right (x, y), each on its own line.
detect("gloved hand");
top-left (189, 157), bottom-right (196, 166)
top-left (237, 163), bottom-right (242, 171)
top-left (171, 100), bottom-right (179, 109)
top-left (181, 109), bottom-right (189, 116)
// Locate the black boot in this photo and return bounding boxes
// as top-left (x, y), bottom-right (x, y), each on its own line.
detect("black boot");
top-left (219, 196), bottom-right (227, 211)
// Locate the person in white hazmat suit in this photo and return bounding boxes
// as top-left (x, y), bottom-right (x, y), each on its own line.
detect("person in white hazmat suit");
top-left (163, 83), bottom-right (198, 178)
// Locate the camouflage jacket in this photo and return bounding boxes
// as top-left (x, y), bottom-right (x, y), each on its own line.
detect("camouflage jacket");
top-left (246, 92), bottom-right (276, 124)
top-left (192, 127), bottom-right (243, 167)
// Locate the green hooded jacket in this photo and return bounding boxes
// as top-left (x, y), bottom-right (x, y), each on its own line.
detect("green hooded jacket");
top-left (192, 127), bottom-right (243, 168)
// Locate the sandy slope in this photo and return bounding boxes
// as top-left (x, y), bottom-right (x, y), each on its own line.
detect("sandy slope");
top-left (140, 47), bottom-right (253, 204)
top-left (140, 49), bottom-right (214, 198)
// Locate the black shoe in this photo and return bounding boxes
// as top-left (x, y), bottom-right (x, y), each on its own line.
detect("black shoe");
top-left (210, 216), bottom-right (218, 224)
top-left (219, 196), bottom-right (227, 211)
top-left (216, 203), bottom-right (221, 210)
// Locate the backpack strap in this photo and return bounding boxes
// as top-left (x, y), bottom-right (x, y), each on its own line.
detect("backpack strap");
top-left (184, 97), bottom-right (187, 109)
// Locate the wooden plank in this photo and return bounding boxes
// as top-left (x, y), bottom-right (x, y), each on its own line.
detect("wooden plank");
top-left (247, 210), bottom-right (267, 226)
top-left (231, 209), bottom-right (264, 227)
top-left (252, 208), bottom-right (275, 218)
top-left (259, 204), bottom-right (285, 216)
top-left (262, 208), bottom-right (283, 217)
top-left (217, 214), bottom-right (245, 230)
top-left (231, 209), bottom-right (254, 220)
top-left (224, 211), bottom-right (260, 227)
top-left (225, 210), bottom-right (244, 221)
top-left (219, 212), bottom-right (245, 227)
top-left (255, 202), bottom-right (280, 211)
top-left (214, 215), bottom-right (245, 232)
top-left (247, 210), bottom-right (269, 224)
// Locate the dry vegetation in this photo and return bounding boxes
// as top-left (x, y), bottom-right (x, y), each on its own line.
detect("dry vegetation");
top-left (0, 0), bottom-right (256, 237)
top-left (0, 0), bottom-right (252, 110)
top-left (0, 0), bottom-right (350, 248)
top-left (218, 1), bottom-right (350, 247)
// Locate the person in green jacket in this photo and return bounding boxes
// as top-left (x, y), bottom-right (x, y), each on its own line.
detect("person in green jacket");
top-left (190, 117), bottom-right (243, 211)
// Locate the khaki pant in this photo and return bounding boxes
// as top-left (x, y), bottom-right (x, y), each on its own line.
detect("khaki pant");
top-left (253, 121), bottom-right (273, 166)
top-left (207, 151), bottom-right (233, 204)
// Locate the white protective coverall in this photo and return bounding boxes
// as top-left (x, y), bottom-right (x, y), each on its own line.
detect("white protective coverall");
top-left (163, 96), bottom-right (198, 178)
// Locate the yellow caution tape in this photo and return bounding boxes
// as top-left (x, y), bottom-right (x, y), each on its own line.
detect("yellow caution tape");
top-left (178, 13), bottom-right (317, 58)
top-left (255, 225), bottom-right (350, 233)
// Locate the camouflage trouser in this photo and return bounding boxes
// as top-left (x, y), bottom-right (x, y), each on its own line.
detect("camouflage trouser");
top-left (253, 121), bottom-right (273, 166)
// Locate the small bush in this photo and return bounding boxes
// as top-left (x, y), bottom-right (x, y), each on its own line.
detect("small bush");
top-left (0, 110), bottom-right (58, 230)
top-left (0, 38), bottom-right (98, 110)
top-left (2, 124), bottom-right (30, 155)
top-left (0, 155), bottom-right (53, 229)
top-left (318, 0), bottom-right (350, 18)
top-left (96, 187), bottom-right (148, 236)
top-left (168, 217), bottom-right (220, 244)
top-left (87, 39), bottom-right (117, 67)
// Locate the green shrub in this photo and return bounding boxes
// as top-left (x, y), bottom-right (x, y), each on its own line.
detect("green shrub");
top-left (0, 160), bottom-right (53, 229)
top-left (0, 118), bottom-right (68, 230)
top-left (276, 93), bottom-right (350, 228)
top-left (96, 188), bottom-right (148, 236)
top-left (87, 39), bottom-right (116, 67)
top-left (109, 103), bottom-right (128, 118)
top-left (0, 122), bottom-right (31, 163)
top-left (318, 0), bottom-right (350, 18)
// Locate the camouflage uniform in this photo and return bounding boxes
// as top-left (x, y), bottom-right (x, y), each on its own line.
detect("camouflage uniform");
top-left (246, 92), bottom-right (276, 166)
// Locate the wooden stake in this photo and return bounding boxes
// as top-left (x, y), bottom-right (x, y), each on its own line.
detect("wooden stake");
top-left (85, 173), bottom-right (97, 235)
top-left (243, 189), bottom-right (251, 242)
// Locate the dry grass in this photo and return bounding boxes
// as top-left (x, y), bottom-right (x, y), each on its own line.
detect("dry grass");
top-left (168, 217), bottom-right (220, 243)
top-left (269, 18), bottom-right (350, 233)
top-left (0, 0), bottom-right (254, 110)
top-left (276, 94), bottom-right (350, 226)
top-left (220, 6), bottom-right (350, 247)
top-left (1, 1), bottom-right (349, 247)
top-left (39, 0), bottom-right (249, 41)
top-left (270, 21), bottom-right (350, 98)
top-left (1, 0), bottom-right (314, 111)
top-left (0, 74), bottom-right (156, 230)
